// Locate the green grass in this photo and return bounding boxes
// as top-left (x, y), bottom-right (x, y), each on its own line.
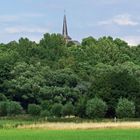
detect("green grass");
top-left (0, 118), bottom-right (140, 140)
top-left (0, 129), bottom-right (139, 140)
top-left (0, 119), bottom-right (35, 128)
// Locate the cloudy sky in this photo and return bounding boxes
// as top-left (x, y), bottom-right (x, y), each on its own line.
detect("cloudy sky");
top-left (0, 0), bottom-right (140, 45)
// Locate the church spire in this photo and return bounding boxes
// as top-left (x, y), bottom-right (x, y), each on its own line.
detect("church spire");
top-left (62, 14), bottom-right (68, 37)
top-left (62, 12), bottom-right (71, 42)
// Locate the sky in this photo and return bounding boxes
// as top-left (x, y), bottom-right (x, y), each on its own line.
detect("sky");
top-left (0, 0), bottom-right (140, 45)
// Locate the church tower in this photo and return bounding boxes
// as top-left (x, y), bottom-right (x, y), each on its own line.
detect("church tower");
top-left (62, 14), bottom-right (72, 42)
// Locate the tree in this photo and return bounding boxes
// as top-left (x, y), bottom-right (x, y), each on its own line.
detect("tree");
top-left (89, 62), bottom-right (140, 117)
top-left (0, 33), bottom-right (140, 119)
top-left (116, 98), bottom-right (135, 118)
top-left (4, 62), bottom-right (47, 108)
top-left (75, 97), bottom-right (87, 118)
top-left (7, 101), bottom-right (23, 116)
top-left (51, 103), bottom-right (63, 117)
top-left (41, 100), bottom-right (52, 111)
top-left (86, 97), bottom-right (107, 118)
top-left (28, 104), bottom-right (42, 116)
top-left (0, 101), bottom-right (23, 116)
top-left (0, 102), bottom-right (8, 116)
top-left (62, 103), bottom-right (74, 117)
top-left (39, 33), bottom-right (67, 63)
top-left (40, 33), bottom-right (65, 49)
top-left (0, 94), bottom-right (7, 101)
top-left (40, 110), bottom-right (51, 118)
top-left (82, 37), bottom-right (97, 47)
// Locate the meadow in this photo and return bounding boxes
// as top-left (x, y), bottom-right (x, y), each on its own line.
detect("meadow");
top-left (0, 129), bottom-right (140, 140)
top-left (0, 118), bottom-right (140, 140)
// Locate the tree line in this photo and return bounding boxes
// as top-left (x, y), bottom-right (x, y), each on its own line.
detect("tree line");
top-left (0, 33), bottom-right (140, 119)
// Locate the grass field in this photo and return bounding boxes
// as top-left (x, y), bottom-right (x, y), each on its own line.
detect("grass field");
top-left (0, 129), bottom-right (140, 140)
top-left (0, 119), bottom-right (140, 140)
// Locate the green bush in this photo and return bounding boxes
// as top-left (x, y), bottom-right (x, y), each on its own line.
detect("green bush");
top-left (41, 100), bottom-right (52, 111)
top-left (0, 101), bottom-right (23, 116)
top-left (0, 94), bottom-right (7, 101)
top-left (75, 98), bottom-right (86, 118)
top-left (7, 101), bottom-right (23, 116)
top-left (51, 103), bottom-right (63, 117)
top-left (0, 102), bottom-right (8, 116)
top-left (86, 97), bottom-right (107, 118)
top-left (116, 98), bottom-right (135, 118)
top-left (40, 110), bottom-right (51, 117)
top-left (28, 104), bottom-right (42, 116)
top-left (62, 103), bottom-right (74, 117)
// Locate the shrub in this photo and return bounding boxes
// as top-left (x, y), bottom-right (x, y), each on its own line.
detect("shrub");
top-left (62, 103), bottom-right (74, 117)
top-left (116, 98), bottom-right (135, 118)
top-left (40, 110), bottom-right (51, 117)
top-left (75, 98), bottom-right (86, 118)
top-left (51, 103), bottom-right (63, 117)
top-left (0, 102), bottom-right (8, 116)
top-left (0, 101), bottom-right (23, 116)
top-left (86, 97), bottom-right (107, 118)
top-left (7, 101), bottom-right (23, 116)
top-left (28, 104), bottom-right (42, 116)
top-left (41, 100), bottom-right (52, 111)
top-left (0, 94), bottom-right (7, 101)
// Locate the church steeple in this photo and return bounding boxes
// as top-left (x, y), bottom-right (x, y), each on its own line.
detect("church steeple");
top-left (62, 13), bottom-right (71, 42)
top-left (62, 14), bottom-right (68, 37)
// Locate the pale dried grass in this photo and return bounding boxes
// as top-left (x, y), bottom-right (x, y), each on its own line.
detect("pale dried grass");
top-left (18, 122), bottom-right (140, 130)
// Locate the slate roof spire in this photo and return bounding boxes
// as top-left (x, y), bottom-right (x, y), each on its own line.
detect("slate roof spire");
top-left (62, 12), bottom-right (72, 42)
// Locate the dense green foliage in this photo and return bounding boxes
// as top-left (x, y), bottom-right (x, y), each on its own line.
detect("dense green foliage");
top-left (62, 103), bottom-right (74, 117)
top-left (51, 103), bottom-right (63, 117)
top-left (86, 97), bottom-right (107, 118)
top-left (116, 98), bottom-right (135, 118)
top-left (0, 101), bottom-right (23, 116)
top-left (28, 104), bottom-right (42, 116)
top-left (0, 34), bottom-right (140, 118)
